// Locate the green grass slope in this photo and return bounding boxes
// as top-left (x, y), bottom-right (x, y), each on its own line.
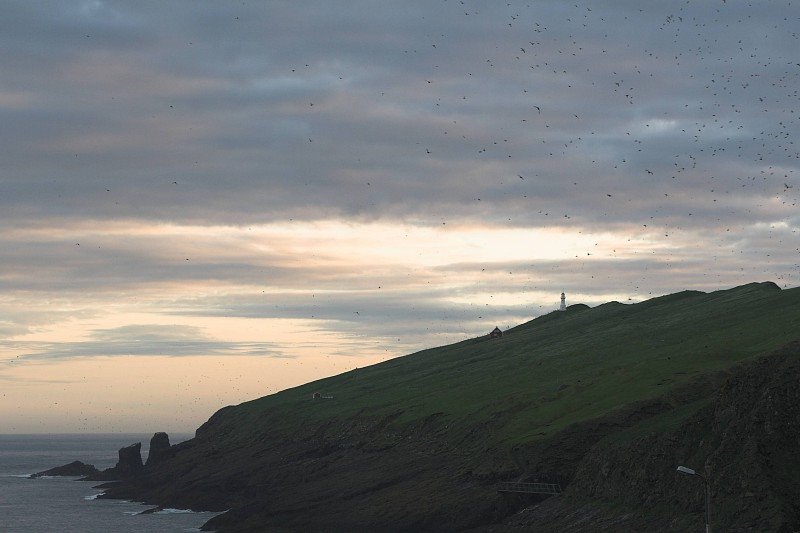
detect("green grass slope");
top-left (203, 281), bottom-right (799, 451)
top-left (103, 282), bottom-right (800, 531)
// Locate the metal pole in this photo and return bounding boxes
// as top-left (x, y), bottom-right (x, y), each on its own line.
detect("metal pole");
top-left (676, 465), bottom-right (711, 532)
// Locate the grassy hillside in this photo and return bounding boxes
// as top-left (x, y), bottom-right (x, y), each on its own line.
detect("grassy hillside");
top-left (209, 281), bottom-right (799, 448)
top-left (103, 281), bottom-right (800, 531)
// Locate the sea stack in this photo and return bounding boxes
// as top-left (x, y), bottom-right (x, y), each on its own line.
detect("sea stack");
top-left (145, 432), bottom-right (171, 467)
top-left (114, 442), bottom-right (144, 477)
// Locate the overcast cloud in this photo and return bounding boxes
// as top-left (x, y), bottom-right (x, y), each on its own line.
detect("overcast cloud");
top-left (0, 0), bottom-right (798, 429)
top-left (3, 324), bottom-right (287, 361)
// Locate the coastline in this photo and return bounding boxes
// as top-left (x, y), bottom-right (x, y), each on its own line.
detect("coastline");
top-left (70, 343), bottom-right (800, 532)
top-left (0, 434), bottom-right (220, 532)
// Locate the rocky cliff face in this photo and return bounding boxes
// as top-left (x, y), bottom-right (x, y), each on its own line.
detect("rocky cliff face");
top-left (93, 344), bottom-right (798, 532)
top-left (61, 334), bottom-right (793, 532)
top-left (34, 338), bottom-right (800, 532)
top-left (505, 341), bottom-right (800, 532)
top-left (95, 408), bottom-right (526, 531)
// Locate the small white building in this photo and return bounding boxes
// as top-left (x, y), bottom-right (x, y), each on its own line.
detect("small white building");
top-left (559, 292), bottom-right (567, 311)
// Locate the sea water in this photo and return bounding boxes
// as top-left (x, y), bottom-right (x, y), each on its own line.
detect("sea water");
top-left (0, 434), bottom-right (221, 532)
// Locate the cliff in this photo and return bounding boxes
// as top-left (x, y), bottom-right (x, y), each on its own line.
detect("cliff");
top-left (88, 282), bottom-right (800, 531)
top-left (501, 342), bottom-right (800, 532)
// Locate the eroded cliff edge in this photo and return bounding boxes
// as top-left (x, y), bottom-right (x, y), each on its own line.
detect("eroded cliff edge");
top-left (95, 341), bottom-right (800, 532)
top-left (500, 341), bottom-right (800, 532)
top-left (46, 284), bottom-right (799, 531)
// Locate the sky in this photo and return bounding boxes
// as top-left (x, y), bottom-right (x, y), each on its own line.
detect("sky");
top-left (1, 0), bottom-right (798, 433)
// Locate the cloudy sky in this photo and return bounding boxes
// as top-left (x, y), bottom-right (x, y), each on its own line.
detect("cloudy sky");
top-left (1, 0), bottom-right (798, 433)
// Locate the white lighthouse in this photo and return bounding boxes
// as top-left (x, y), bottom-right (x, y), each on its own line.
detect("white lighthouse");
top-left (559, 292), bottom-right (567, 311)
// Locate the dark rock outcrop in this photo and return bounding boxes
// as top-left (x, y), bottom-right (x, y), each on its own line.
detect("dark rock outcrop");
top-left (504, 341), bottom-right (800, 532)
top-left (38, 433), bottom-right (173, 484)
top-left (30, 460), bottom-right (99, 478)
top-left (509, 369), bottom-right (725, 486)
top-left (87, 442), bottom-right (145, 480)
top-left (146, 432), bottom-right (171, 467)
top-left (115, 442), bottom-right (144, 476)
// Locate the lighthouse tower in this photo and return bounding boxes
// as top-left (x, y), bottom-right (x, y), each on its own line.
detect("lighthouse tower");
top-left (559, 292), bottom-right (567, 311)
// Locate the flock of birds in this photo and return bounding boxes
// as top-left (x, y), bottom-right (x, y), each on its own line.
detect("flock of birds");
top-left (57, 1), bottom-right (800, 351)
top-left (265, 0), bottom-right (798, 330)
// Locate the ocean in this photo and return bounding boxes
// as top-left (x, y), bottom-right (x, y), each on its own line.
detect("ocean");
top-left (0, 434), bottom-right (221, 532)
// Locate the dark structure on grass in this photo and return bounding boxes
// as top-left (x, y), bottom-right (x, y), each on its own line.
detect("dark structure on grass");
top-left (489, 326), bottom-right (503, 339)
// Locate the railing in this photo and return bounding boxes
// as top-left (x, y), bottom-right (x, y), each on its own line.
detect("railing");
top-left (497, 481), bottom-right (562, 495)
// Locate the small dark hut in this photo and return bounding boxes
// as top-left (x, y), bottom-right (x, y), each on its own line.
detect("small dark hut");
top-left (312, 392), bottom-right (322, 399)
top-left (489, 326), bottom-right (503, 339)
